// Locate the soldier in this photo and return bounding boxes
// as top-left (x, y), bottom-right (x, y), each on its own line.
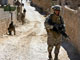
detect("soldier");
top-left (15, 0), bottom-right (22, 21)
top-left (8, 21), bottom-right (16, 35)
top-left (44, 5), bottom-right (65, 60)
top-left (21, 8), bottom-right (26, 25)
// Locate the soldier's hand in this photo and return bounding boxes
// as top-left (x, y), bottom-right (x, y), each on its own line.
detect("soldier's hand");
top-left (46, 25), bottom-right (53, 29)
top-left (50, 25), bottom-right (53, 29)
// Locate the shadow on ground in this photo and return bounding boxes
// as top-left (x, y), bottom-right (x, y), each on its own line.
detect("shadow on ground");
top-left (62, 40), bottom-right (80, 60)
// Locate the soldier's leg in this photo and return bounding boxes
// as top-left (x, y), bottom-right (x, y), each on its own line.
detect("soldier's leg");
top-left (22, 18), bottom-right (25, 25)
top-left (14, 28), bottom-right (16, 35)
top-left (48, 45), bottom-right (53, 59)
top-left (9, 30), bottom-right (12, 35)
top-left (8, 28), bottom-right (11, 35)
top-left (22, 19), bottom-right (24, 25)
top-left (54, 44), bottom-right (60, 60)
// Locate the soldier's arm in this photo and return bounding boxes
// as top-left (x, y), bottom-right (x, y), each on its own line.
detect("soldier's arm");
top-left (44, 14), bottom-right (55, 30)
top-left (44, 21), bottom-right (53, 30)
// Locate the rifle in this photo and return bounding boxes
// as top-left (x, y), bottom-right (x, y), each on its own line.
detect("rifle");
top-left (59, 30), bottom-right (70, 40)
top-left (52, 24), bottom-right (70, 40)
top-left (46, 15), bottom-right (70, 40)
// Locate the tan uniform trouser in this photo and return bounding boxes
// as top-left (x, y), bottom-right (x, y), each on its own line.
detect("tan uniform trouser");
top-left (47, 30), bottom-right (62, 54)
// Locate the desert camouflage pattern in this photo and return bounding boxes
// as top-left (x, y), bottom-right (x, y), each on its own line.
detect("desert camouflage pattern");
top-left (45, 14), bottom-right (62, 46)
top-left (44, 14), bottom-right (63, 60)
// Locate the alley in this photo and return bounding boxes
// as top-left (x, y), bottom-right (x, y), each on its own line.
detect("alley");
top-left (0, 0), bottom-right (80, 60)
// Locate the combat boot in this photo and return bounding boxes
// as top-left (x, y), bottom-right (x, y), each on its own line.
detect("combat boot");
top-left (54, 53), bottom-right (58, 60)
top-left (49, 52), bottom-right (52, 59)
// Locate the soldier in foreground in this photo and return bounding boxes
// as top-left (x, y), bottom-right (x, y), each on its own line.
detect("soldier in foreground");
top-left (8, 21), bottom-right (16, 35)
top-left (44, 5), bottom-right (67, 60)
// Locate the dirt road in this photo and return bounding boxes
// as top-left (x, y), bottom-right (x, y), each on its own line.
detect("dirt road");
top-left (0, 0), bottom-right (80, 60)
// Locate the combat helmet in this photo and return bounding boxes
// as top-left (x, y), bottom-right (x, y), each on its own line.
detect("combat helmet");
top-left (51, 5), bottom-right (61, 11)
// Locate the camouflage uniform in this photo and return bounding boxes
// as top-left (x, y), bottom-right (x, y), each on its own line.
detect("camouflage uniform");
top-left (46, 14), bottom-right (63, 46)
top-left (17, 5), bottom-right (22, 21)
top-left (21, 9), bottom-right (26, 25)
top-left (15, 0), bottom-right (22, 21)
top-left (21, 13), bottom-right (25, 24)
top-left (44, 6), bottom-right (65, 59)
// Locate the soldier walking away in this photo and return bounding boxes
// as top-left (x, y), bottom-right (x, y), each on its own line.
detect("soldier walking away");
top-left (44, 5), bottom-right (66, 60)
top-left (8, 21), bottom-right (16, 35)
top-left (14, 0), bottom-right (22, 21)
top-left (21, 8), bottom-right (26, 25)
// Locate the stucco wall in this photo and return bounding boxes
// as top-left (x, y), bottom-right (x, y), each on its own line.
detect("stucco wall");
top-left (31, 0), bottom-right (52, 11)
top-left (62, 6), bottom-right (80, 53)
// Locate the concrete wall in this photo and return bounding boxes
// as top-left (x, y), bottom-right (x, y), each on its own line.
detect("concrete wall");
top-left (62, 6), bottom-right (80, 53)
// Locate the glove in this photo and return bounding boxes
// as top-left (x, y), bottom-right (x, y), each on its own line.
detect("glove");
top-left (47, 25), bottom-right (53, 29)
top-left (45, 23), bottom-right (54, 29)
top-left (53, 24), bottom-right (59, 29)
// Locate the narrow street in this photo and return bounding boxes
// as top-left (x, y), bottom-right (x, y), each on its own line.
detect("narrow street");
top-left (0, 0), bottom-right (80, 60)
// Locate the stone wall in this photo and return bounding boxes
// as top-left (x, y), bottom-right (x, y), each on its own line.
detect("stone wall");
top-left (62, 6), bottom-right (80, 53)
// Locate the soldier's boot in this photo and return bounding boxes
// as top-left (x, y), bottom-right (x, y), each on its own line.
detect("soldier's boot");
top-left (49, 52), bottom-right (52, 59)
top-left (22, 20), bottom-right (25, 25)
top-left (54, 53), bottom-right (58, 60)
top-left (9, 31), bottom-right (12, 35)
top-left (48, 46), bottom-right (53, 59)
top-left (14, 29), bottom-right (16, 35)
